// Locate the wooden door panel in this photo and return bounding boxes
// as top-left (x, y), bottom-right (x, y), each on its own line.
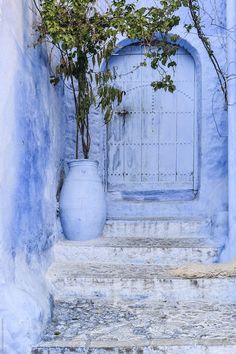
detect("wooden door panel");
top-left (158, 91), bottom-right (176, 112)
top-left (159, 144), bottom-right (176, 183)
top-left (176, 53), bottom-right (195, 81)
top-left (159, 113), bottom-right (176, 143)
top-left (142, 143), bottom-right (159, 182)
top-left (107, 45), bottom-right (196, 192)
top-left (177, 144), bottom-right (194, 183)
top-left (142, 113), bottom-right (159, 142)
top-left (107, 143), bottom-right (124, 186)
top-left (124, 144), bottom-right (142, 183)
top-left (177, 113), bottom-right (194, 142)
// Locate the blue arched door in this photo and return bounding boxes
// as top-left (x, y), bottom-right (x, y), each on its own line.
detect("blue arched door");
top-left (107, 45), bottom-right (196, 195)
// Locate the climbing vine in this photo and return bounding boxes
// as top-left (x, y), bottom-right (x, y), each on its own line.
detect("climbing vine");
top-left (33, 0), bottom-right (229, 158)
top-left (33, 0), bottom-right (188, 159)
top-left (185, 0), bottom-right (228, 104)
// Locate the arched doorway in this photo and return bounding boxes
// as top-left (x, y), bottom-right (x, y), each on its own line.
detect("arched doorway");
top-left (107, 44), bottom-right (197, 197)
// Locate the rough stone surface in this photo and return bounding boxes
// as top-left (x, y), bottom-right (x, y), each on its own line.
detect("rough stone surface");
top-left (54, 237), bottom-right (221, 265)
top-left (31, 346), bottom-right (236, 354)
top-left (32, 300), bottom-right (236, 353)
top-left (47, 262), bottom-right (236, 304)
top-left (102, 219), bottom-right (212, 239)
top-left (32, 216), bottom-right (236, 353)
top-left (171, 260), bottom-right (236, 278)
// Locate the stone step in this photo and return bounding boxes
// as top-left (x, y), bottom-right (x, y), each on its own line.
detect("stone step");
top-left (54, 238), bottom-right (221, 265)
top-left (31, 343), bottom-right (236, 354)
top-left (32, 300), bottom-right (236, 353)
top-left (47, 263), bottom-right (236, 304)
top-left (103, 218), bottom-right (212, 238)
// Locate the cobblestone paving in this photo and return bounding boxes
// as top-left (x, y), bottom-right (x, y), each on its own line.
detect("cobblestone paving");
top-left (39, 300), bottom-right (236, 347)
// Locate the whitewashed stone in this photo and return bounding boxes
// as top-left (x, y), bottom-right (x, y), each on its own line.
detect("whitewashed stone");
top-left (47, 263), bottom-right (236, 304)
top-left (102, 219), bottom-right (212, 239)
top-left (54, 238), bottom-right (220, 265)
top-left (32, 216), bottom-right (236, 353)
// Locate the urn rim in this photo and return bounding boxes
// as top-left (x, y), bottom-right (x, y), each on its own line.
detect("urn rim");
top-left (68, 159), bottom-right (99, 168)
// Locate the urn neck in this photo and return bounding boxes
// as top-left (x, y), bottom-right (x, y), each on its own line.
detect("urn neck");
top-left (68, 159), bottom-right (98, 169)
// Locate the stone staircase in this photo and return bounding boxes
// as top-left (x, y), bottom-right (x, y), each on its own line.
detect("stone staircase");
top-left (32, 218), bottom-right (236, 354)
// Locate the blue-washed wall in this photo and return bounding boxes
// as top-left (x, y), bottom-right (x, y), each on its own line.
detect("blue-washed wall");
top-left (0, 0), bottom-right (230, 352)
top-left (0, 1), bottom-right (65, 353)
top-left (65, 0), bottom-right (228, 245)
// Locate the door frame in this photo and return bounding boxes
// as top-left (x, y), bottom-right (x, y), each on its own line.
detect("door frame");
top-left (102, 38), bottom-right (201, 201)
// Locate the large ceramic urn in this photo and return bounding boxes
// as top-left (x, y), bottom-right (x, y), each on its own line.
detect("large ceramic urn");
top-left (60, 159), bottom-right (106, 241)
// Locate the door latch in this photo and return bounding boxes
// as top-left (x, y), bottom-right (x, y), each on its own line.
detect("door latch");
top-left (117, 109), bottom-right (129, 117)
